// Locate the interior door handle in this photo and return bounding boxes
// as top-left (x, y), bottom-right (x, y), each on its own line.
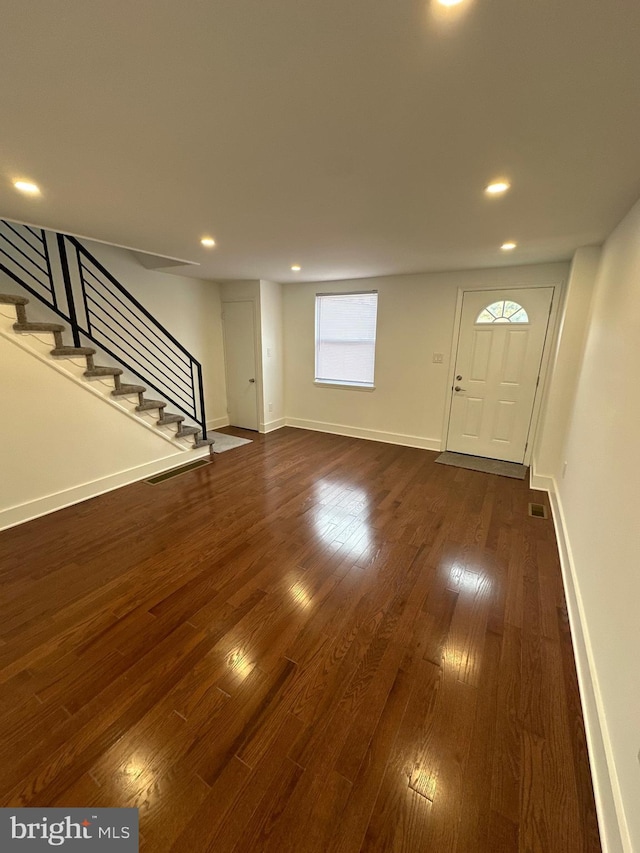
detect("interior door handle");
top-left (249, 378), bottom-right (255, 383)
top-left (454, 386), bottom-right (466, 392)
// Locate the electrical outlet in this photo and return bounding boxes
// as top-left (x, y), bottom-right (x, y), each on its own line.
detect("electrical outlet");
top-left (268, 402), bottom-right (273, 412)
top-left (267, 347), bottom-right (272, 358)
top-left (432, 353), bottom-right (444, 364)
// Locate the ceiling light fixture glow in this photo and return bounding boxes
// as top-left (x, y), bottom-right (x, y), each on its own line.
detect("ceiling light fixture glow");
top-left (13, 180), bottom-right (41, 196)
top-left (485, 181), bottom-right (511, 195)
top-left (501, 242), bottom-right (517, 251)
top-left (291, 265), bottom-right (301, 271)
top-left (200, 237), bottom-right (216, 247)
top-left (437, 0), bottom-right (465, 6)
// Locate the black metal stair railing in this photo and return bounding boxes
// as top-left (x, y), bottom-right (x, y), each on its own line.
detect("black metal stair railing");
top-left (0, 219), bottom-right (56, 308)
top-left (0, 219), bottom-right (207, 439)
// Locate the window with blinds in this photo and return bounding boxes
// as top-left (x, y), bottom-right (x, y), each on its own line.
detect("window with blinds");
top-left (315, 291), bottom-right (378, 387)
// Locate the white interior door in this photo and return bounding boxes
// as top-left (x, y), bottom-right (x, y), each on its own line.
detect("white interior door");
top-left (446, 287), bottom-right (553, 463)
top-left (222, 301), bottom-right (259, 430)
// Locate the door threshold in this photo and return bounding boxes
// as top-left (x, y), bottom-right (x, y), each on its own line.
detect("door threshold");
top-left (435, 451), bottom-right (528, 480)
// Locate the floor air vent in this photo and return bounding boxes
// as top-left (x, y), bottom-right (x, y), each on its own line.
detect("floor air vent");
top-left (146, 459), bottom-right (210, 485)
top-left (528, 502), bottom-right (548, 519)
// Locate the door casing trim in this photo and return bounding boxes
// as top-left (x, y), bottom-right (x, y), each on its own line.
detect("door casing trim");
top-left (441, 282), bottom-right (564, 467)
top-left (221, 298), bottom-right (261, 431)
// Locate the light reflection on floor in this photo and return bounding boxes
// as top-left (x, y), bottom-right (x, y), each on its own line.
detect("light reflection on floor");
top-left (290, 581), bottom-right (312, 608)
top-left (447, 561), bottom-right (494, 596)
top-left (225, 647), bottom-right (255, 679)
top-left (310, 479), bottom-right (375, 563)
top-left (410, 763), bottom-right (441, 803)
top-left (123, 756), bottom-right (147, 781)
top-left (110, 748), bottom-right (159, 802)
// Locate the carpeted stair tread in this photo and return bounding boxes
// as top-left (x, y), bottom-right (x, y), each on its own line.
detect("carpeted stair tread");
top-left (112, 384), bottom-right (146, 396)
top-left (4, 291), bottom-right (207, 456)
top-left (0, 293), bottom-right (29, 305)
top-left (84, 366), bottom-right (123, 377)
top-left (51, 345), bottom-right (96, 356)
top-left (14, 321), bottom-right (66, 333)
top-left (176, 426), bottom-right (200, 438)
top-left (194, 438), bottom-right (215, 448)
top-left (136, 399), bottom-right (167, 411)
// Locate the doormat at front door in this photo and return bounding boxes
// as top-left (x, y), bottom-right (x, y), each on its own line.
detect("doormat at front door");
top-left (435, 451), bottom-right (528, 480)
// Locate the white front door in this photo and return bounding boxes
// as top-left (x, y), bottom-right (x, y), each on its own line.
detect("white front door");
top-left (222, 301), bottom-right (259, 430)
top-left (446, 287), bottom-right (553, 463)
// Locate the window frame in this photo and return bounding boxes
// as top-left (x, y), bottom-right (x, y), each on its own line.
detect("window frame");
top-left (475, 299), bottom-right (530, 324)
top-left (314, 290), bottom-right (379, 390)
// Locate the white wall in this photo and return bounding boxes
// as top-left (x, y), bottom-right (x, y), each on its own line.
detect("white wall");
top-left (543, 198), bottom-right (640, 852)
top-left (0, 322), bottom-right (197, 530)
top-left (220, 280), bottom-right (284, 433)
top-left (283, 263), bottom-right (568, 449)
top-left (83, 240), bottom-right (228, 430)
top-left (0, 232), bottom-right (227, 528)
top-left (0, 235), bottom-right (228, 430)
top-left (259, 280), bottom-right (285, 431)
top-left (532, 246), bottom-right (601, 482)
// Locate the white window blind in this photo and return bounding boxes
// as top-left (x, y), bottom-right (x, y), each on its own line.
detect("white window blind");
top-left (315, 291), bottom-right (378, 387)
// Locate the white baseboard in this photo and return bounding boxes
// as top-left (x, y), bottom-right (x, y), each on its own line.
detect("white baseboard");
top-left (207, 416), bottom-right (230, 430)
top-left (260, 418), bottom-right (286, 434)
top-left (284, 417), bottom-right (441, 451)
top-left (529, 471), bottom-right (554, 492)
top-left (0, 447), bottom-right (212, 532)
top-left (532, 473), bottom-right (628, 853)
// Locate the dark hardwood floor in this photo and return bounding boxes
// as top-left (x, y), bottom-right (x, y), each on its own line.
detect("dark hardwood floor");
top-left (0, 428), bottom-right (600, 852)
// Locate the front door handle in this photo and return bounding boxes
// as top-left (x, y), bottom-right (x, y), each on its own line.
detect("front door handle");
top-left (249, 378), bottom-right (256, 383)
top-left (454, 386), bottom-right (466, 392)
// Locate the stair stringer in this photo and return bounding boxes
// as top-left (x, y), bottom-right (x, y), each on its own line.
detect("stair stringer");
top-left (0, 309), bottom-right (188, 451)
top-left (0, 301), bottom-right (215, 531)
top-left (0, 270), bottom-right (215, 451)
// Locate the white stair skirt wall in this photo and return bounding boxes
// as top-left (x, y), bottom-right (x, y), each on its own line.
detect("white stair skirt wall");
top-left (0, 315), bottom-right (211, 531)
top-left (0, 304), bottom-right (201, 451)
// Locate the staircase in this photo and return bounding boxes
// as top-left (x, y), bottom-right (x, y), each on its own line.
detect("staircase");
top-left (0, 292), bottom-right (214, 451)
top-left (0, 218), bottom-right (215, 454)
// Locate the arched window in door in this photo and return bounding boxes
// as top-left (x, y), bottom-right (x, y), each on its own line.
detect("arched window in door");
top-left (476, 300), bottom-right (529, 324)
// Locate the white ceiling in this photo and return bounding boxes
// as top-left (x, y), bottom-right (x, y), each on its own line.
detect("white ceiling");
top-left (1, 0), bottom-right (639, 283)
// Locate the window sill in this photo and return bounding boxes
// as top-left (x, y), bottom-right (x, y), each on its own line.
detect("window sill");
top-left (314, 380), bottom-right (375, 392)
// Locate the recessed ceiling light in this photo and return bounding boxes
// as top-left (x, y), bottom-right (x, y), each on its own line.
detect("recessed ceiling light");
top-left (200, 237), bottom-right (216, 248)
top-left (437, 0), bottom-right (465, 6)
top-left (291, 265), bottom-right (301, 271)
top-left (13, 180), bottom-right (41, 196)
top-left (485, 181), bottom-right (511, 195)
top-left (501, 242), bottom-right (517, 251)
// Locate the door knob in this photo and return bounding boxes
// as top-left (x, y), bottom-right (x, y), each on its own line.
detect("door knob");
top-left (249, 378), bottom-right (256, 383)
top-left (454, 386), bottom-right (466, 392)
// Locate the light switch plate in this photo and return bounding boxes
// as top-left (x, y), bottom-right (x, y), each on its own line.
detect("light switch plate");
top-left (432, 353), bottom-right (444, 364)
